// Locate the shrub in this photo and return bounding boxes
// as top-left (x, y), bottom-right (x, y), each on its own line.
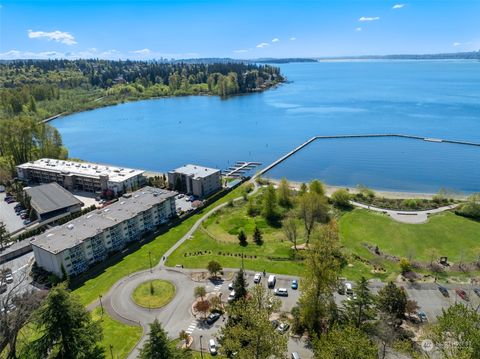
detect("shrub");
top-left (331, 189), bottom-right (351, 208)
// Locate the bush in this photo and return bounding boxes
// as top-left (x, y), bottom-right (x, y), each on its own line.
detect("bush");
top-left (331, 189), bottom-right (351, 208)
top-left (399, 258), bottom-right (413, 274)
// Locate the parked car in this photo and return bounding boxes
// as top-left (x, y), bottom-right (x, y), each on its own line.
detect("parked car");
top-left (267, 275), bottom-right (276, 288)
top-left (474, 288), bottom-right (480, 297)
top-left (20, 213), bottom-right (28, 220)
top-left (0, 283), bottom-right (6, 294)
top-left (206, 312), bottom-right (221, 325)
top-left (291, 353), bottom-right (301, 359)
top-left (5, 273), bottom-right (13, 284)
top-left (23, 219), bottom-right (31, 225)
top-left (438, 286), bottom-right (449, 297)
top-left (455, 288), bottom-right (469, 301)
top-left (274, 288), bottom-right (288, 297)
top-left (227, 290), bottom-right (235, 302)
top-left (270, 319), bottom-right (279, 329)
top-left (253, 273), bottom-right (262, 284)
top-left (6, 198), bottom-right (15, 204)
top-left (228, 282), bottom-right (234, 290)
top-left (4, 196), bottom-right (12, 202)
top-left (276, 323), bottom-right (290, 334)
top-left (345, 282), bottom-right (353, 296)
top-left (291, 279), bottom-right (298, 290)
top-left (418, 311), bottom-right (427, 322)
top-left (208, 339), bottom-right (217, 355)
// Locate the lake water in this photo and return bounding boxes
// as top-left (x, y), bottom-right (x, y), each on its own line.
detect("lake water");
top-left (52, 60), bottom-right (480, 194)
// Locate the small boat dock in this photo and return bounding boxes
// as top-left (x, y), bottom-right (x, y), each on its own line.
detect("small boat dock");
top-left (223, 161), bottom-right (262, 178)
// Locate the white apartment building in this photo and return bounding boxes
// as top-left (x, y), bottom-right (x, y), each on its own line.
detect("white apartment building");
top-left (31, 187), bottom-right (176, 277)
top-left (17, 158), bottom-right (145, 195)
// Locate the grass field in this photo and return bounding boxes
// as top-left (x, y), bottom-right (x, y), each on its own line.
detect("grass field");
top-left (72, 186), bottom-right (245, 306)
top-left (165, 202), bottom-right (305, 276)
top-left (91, 307), bottom-right (142, 359)
top-left (131, 279), bottom-right (175, 308)
top-left (340, 209), bottom-right (480, 263)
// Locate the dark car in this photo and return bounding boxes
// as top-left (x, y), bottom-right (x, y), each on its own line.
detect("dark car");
top-left (473, 288), bottom-right (480, 297)
top-left (206, 312), bottom-right (221, 325)
top-left (418, 311), bottom-right (427, 322)
top-left (271, 320), bottom-right (279, 329)
top-left (291, 280), bottom-right (298, 290)
top-left (455, 288), bottom-right (469, 301)
top-left (438, 286), bottom-right (449, 297)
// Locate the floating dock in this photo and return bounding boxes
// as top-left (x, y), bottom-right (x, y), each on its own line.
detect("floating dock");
top-left (223, 161), bottom-right (262, 178)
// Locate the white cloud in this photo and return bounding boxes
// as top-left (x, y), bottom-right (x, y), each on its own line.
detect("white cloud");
top-left (359, 16), bottom-right (380, 22)
top-left (131, 48), bottom-right (151, 55)
top-left (256, 42), bottom-right (269, 48)
top-left (453, 42), bottom-right (462, 47)
top-left (234, 49), bottom-right (249, 53)
top-left (271, 38), bottom-right (280, 43)
top-left (355, 27), bottom-right (362, 32)
top-left (392, 4), bottom-right (405, 9)
top-left (290, 37), bottom-right (296, 41)
top-left (28, 30), bottom-right (77, 45)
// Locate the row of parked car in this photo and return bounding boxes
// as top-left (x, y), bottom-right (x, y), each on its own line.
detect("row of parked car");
top-left (438, 285), bottom-right (480, 301)
top-left (3, 194), bottom-right (31, 225)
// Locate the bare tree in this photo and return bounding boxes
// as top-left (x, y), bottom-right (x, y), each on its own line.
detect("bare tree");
top-left (0, 221), bottom-right (10, 250)
top-left (283, 216), bottom-right (299, 253)
top-left (297, 192), bottom-right (328, 244)
top-left (0, 267), bottom-right (46, 358)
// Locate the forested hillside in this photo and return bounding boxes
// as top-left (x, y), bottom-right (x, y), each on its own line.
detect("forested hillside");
top-left (0, 60), bottom-right (283, 180)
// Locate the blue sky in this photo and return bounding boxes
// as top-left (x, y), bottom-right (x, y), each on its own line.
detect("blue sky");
top-left (1, 0), bottom-right (479, 60)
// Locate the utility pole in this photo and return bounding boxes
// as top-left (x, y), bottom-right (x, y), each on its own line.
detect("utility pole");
top-left (200, 335), bottom-right (204, 359)
top-left (148, 251), bottom-right (152, 273)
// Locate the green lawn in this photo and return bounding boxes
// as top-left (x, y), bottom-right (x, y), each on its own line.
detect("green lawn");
top-left (166, 202), bottom-right (305, 276)
top-left (72, 186), bottom-right (245, 306)
top-left (131, 279), bottom-right (175, 308)
top-left (339, 209), bottom-right (480, 263)
top-left (92, 307), bottom-right (142, 359)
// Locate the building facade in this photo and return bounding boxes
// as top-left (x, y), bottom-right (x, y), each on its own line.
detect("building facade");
top-left (17, 158), bottom-right (145, 195)
top-left (168, 164), bottom-right (222, 198)
top-left (31, 187), bottom-right (176, 277)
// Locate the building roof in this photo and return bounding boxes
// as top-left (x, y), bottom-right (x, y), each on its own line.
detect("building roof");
top-left (17, 158), bottom-right (144, 183)
top-left (170, 164), bottom-right (220, 179)
top-left (31, 187), bottom-right (175, 255)
top-left (26, 183), bottom-right (83, 215)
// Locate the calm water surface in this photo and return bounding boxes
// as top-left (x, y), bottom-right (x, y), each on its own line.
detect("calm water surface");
top-left (52, 61), bottom-right (480, 193)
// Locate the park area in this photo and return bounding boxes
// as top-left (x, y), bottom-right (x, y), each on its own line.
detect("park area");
top-left (166, 182), bottom-right (480, 282)
top-left (131, 279), bottom-right (176, 308)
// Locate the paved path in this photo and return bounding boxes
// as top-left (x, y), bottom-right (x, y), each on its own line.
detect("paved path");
top-left (351, 201), bottom-right (459, 224)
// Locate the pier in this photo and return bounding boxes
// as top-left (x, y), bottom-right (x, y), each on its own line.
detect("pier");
top-left (255, 133), bottom-right (480, 179)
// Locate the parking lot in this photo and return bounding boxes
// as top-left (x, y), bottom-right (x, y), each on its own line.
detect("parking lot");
top-left (175, 195), bottom-right (194, 213)
top-left (0, 192), bottom-right (26, 234)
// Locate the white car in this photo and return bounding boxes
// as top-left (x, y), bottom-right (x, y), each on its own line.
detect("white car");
top-left (228, 282), bottom-right (234, 290)
top-left (253, 273), bottom-right (262, 283)
top-left (209, 339), bottom-right (217, 355)
top-left (228, 290), bottom-right (236, 302)
top-left (274, 288), bottom-right (288, 297)
top-left (5, 273), bottom-right (13, 284)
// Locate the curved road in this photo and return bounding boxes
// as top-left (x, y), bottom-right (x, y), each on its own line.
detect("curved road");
top-left (95, 181), bottom-right (261, 358)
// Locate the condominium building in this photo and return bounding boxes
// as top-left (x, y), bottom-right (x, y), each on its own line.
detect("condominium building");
top-left (168, 164), bottom-right (222, 198)
top-left (31, 187), bottom-right (176, 277)
top-left (17, 158), bottom-right (145, 195)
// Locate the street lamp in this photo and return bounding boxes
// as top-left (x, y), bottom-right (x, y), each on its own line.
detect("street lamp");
top-left (199, 335), bottom-right (204, 359)
top-left (148, 251), bottom-right (152, 273)
top-left (99, 294), bottom-right (104, 316)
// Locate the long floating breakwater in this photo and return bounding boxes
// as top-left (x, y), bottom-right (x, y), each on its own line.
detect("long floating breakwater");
top-left (255, 133), bottom-right (480, 178)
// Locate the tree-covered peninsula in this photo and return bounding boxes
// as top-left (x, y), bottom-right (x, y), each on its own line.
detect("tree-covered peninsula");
top-left (0, 59), bottom-right (284, 121)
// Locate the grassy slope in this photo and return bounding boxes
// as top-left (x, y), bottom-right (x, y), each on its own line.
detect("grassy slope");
top-left (165, 202), bottom-right (305, 276)
top-left (73, 186), bottom-right (244, 306)
top-left (339, 209), bottom-right (480, 262)
top-left (91, 307), bottom-right (142, 359)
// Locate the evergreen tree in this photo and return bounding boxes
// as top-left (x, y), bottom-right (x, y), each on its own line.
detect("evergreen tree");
top-left (377, 282), bottom-right (407, 320)
top-left (232, 269), bottom-right (248, 301)
top-left (343, 277), bottom-right (376, 329)
top-left (30, 283), bottom-right (104, 359)
top-left (139, 319), bottom-right (191, 359)
top-left (238, 230), bottom-right (247, 246)
top-left (253, 226), bottom-right (263, 245)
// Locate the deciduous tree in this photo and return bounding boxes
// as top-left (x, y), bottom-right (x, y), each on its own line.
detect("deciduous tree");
top-left (207, 260), bottom-right (222, 278)
top-left (277, 178), bottom-right (292, 208)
